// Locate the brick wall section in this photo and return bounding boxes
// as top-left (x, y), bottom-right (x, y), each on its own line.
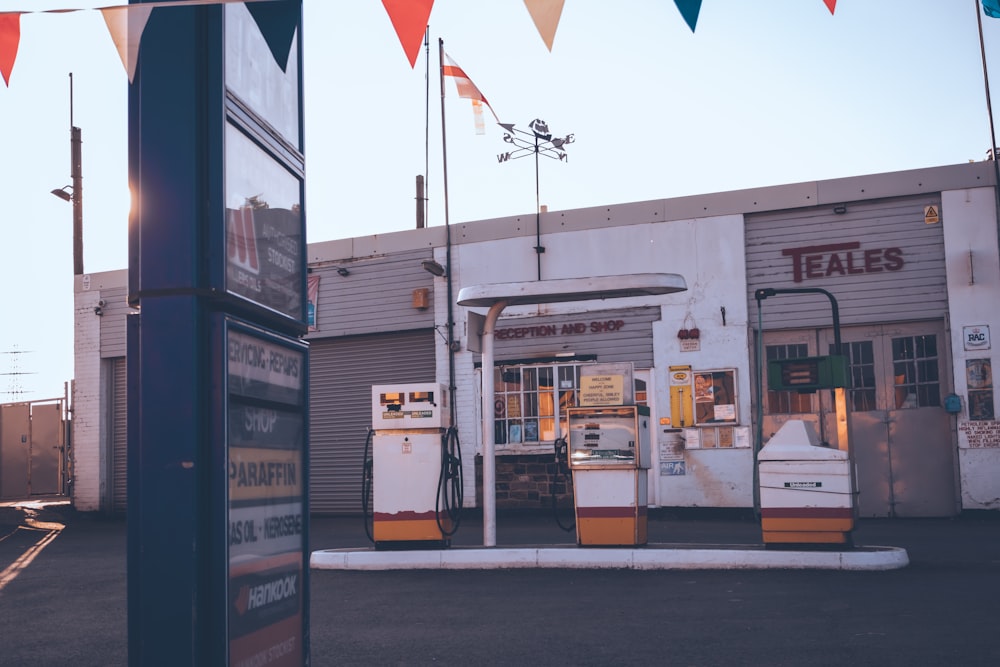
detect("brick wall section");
top-left (474, 454), bottom-right (574, 510)
top-left (72, 288), bottom-right (103, 511)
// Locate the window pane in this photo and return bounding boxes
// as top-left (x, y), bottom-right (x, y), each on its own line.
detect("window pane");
top-left (892, 335), bottom-right (940, 408)
top-left (224, 124), bottom-right (303, 319)
top-left (918, 360), bottom-right (938, 383)
top-left (765, 344), bottom-right (811, 414)
top-left (524, 392), bottom-right (538, 418)
top-left (844, 341), bottom-right (876, 412)
top-left (508, 420), bottom-right (523, 443)
top-left (538, 367), bottom-right (553, 391)
top-left (524, 419), bottom-right (539, 442)
top-left (225, 3), bottom-right (300, 146)
top-left (522, 368), bottom-right (537, 391)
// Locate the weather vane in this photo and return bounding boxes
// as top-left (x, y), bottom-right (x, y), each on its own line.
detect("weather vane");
top-left (496, 119), bottom-right (575, 280)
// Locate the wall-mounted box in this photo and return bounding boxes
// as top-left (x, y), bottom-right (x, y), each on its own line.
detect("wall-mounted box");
top-left (767, 355), bottom-right (848, 392)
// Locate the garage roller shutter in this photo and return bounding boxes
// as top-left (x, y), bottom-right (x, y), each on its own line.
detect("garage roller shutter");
top-left (111, 357), bottom-right (128, 514)
top-left (309, 330), bottom-right (435, 514)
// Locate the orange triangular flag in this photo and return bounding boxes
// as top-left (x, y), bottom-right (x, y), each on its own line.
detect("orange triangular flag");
top-left (0, 12), bottom-right (21, 87)
top-left (100, 5), bottom-right (153, 83)
top-left (523, 0), bottom-right (564, 52)
top-left (381, 0), bottom-right (434, 68)
top-left (824, 0), bottom-right (837, 14)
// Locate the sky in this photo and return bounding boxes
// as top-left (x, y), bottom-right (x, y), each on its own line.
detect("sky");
top-left (0, 0), bottom-right (998, 401)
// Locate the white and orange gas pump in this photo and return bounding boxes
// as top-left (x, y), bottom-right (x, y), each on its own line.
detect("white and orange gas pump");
top-left (362, 383), bottom-right (462, 549)
top-left (565, 364), bottom-right (651, 546)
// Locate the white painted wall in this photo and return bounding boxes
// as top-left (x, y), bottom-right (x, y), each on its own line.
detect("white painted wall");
top-left (72, 272), bottom-right (124, 511)
top-left (453, 213), bottom-right (755, 507)
top-left (942, 187), bottom-right (1000, 510)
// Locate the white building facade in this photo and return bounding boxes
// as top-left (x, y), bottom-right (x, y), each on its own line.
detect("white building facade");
top-left (72, 162), bottom-right (1000, 516)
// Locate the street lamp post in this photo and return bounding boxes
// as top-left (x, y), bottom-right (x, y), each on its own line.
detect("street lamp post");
top-left (50, 72), bottom-right (83, 276)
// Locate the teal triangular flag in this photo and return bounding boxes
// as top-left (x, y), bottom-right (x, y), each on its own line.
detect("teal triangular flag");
top-left (674, 0), bottom-right (702, 32)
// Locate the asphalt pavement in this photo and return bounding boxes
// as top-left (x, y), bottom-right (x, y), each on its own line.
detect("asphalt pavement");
top-left (2, 500), bottom-right (998, 666)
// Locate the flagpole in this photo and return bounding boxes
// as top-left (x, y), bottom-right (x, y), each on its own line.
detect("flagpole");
top-left (423, 26), bottom-right (430, 227)
top-left (438, 37), bottom-right (460, 487)
top-left (975, 0), bottom-right (1000, 225)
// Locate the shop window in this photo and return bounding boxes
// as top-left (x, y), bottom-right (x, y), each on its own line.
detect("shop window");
top-left (892, 335), bottom-right (940, 408)
top-left (765, 344), bottom-right (812, 414)
top-left (492, 363), bottom-right (647, 445)
top-left (842, 341), bottom-right (876, 412)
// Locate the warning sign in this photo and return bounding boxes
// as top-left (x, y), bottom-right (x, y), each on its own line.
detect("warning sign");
top-left (924, 205), bottom-right (940, 224)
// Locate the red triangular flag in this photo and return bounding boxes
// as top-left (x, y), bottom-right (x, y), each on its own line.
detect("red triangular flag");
top-left (0, 12), bottom-right (21, 86)
top-left (381, 0), bottom-right (434, 68)
top-left (824, 0), bottom-right (837, 14)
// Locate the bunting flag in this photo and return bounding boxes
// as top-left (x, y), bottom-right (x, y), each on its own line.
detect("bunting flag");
top-left (100, 5), bottom-right (153, 84)
top-left (523, 0), bottom-right (564, 52)
top-left (674, 0), bottom-right (702, 33)
top-left (984, 0), bottom-right (1000, 18)
top-left (0, 0), bottom-right (289, 87)
top-left (381, 0), bottom-right (434, 68)
top-left (443, 52), bottom-right (499, 134)
top-left (0, 12), bottom-right (19, 86)
top-left (824, 0), bottom-right (837, 15)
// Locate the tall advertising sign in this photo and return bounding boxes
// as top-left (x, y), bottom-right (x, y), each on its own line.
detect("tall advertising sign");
top-left (127, 1), bottom-right (308, 664)
top-left (227, 326), bottom-right (307, 667)
top-left (222, 4), bottom-right (308, 664)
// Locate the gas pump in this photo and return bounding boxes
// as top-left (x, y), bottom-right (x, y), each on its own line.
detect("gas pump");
top-left (363, 383), bottom-right (462, 549)
top-left (567, 405), bottom-right (651, 546)
top-left (565, 364), bottom-right (651, 546)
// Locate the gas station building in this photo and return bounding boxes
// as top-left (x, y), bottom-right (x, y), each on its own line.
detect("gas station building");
top-left (72, 160), bottom-right (1000, 519)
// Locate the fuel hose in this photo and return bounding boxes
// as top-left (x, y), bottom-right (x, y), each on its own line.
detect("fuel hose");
top-left (436, 426), bottom-right (463, 537)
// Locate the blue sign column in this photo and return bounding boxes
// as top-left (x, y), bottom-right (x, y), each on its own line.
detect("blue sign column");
top-left (126, 2), bottom-right (308, 665)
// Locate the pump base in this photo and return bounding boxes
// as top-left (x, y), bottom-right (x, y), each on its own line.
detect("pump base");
top-left (373, 513), bottom-right (452, 543)
top-left (761, 508), bottom-right (854, 546)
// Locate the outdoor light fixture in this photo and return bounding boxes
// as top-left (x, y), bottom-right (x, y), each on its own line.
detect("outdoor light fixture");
top-left (336, 267), bottom-right (350, 277)
top-left (53, 73), bottom-right (85, 275)
top-left (833, 205), bottom-right (847, 214)
top-left (421, 259), bottom-right (447, 277)
top-left (50, 186), bottom-right (73, 202)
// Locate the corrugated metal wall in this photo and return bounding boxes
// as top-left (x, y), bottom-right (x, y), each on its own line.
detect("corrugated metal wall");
top-left (309, 248), bottom-right (436, 338)
top-left (491, 307), bottom-right (660, 367)
top-left (111, 357), bottom-right (128, 513)
top-left (309, 330), bottom-right (435, 514)
top-left (745, 195), bottom-right (946, 329)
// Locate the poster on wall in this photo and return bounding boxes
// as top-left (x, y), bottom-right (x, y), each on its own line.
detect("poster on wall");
top-left (307, 274), bottom-right (320, 331)
top-left (694, 370), bottom-right (737, 424)
top-left (966, 358), bottom-right (994, 421)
